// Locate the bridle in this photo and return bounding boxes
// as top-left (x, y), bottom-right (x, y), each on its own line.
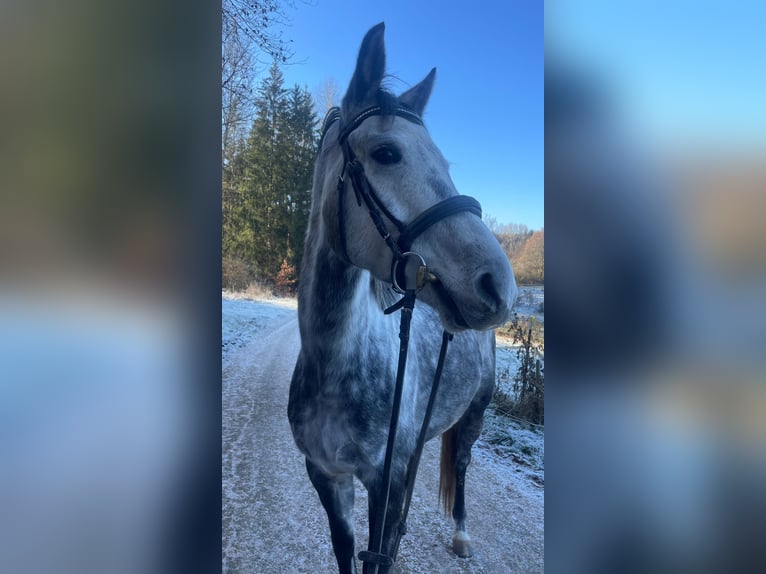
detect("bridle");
top-left (322, 105), bottom-right (482, 295)
top-left (320, 105), bottom-right (483, 572)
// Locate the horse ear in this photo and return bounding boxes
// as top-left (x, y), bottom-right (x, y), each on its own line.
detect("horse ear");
top-left (343, 22), bottom-right (386, 109)
top-left (399, 68), bottom-right (436, 115)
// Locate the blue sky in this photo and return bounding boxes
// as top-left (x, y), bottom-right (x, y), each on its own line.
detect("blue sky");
top-left (269, 0), bottom-right (544, 230)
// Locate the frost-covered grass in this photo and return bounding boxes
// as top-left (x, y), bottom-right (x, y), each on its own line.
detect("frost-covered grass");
top-left (479, 334), bottom-right (545, 488)
top-left (479, 285), bottom-right (545, 487)
top-left (479, 410), bottom-right (545, 489)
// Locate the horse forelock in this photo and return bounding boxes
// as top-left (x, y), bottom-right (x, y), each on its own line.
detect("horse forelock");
top-left (372, 86), bottom-right (401, 116)
top-left (340, 85), bottom-right (407, 130)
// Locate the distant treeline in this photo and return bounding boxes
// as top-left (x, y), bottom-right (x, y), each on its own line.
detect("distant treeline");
top-left (486, 221), bottom-right (544, 285)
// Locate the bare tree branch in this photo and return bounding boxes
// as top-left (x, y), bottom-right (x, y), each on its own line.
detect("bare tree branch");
top-left (222, 0), bottom-right (299, 153)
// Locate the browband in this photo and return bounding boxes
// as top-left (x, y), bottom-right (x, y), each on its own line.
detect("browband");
top-left (320, 105), bottom-right (423, 148)
top-left (338, 105), bottom-right (423, 143)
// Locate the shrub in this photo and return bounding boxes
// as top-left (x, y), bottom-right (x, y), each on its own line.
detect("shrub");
top-left (274, 258), bottom-right (298, 296)
top-left (222, 255), bottom-right (255, 291)
top-left (494, 314), bottom-right (544, 426)
top-left (243, 281), bottom-right (274, 299)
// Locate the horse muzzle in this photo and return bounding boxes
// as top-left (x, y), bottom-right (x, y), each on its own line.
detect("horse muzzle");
top-left (425, 258), bottom-right (517, 332)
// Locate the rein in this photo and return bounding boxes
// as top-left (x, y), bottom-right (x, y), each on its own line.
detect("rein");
top-left (321, 106), bottom-right (481, 572)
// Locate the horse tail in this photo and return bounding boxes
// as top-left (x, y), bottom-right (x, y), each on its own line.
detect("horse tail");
top-left (439, 424), bottom-right (457, 515)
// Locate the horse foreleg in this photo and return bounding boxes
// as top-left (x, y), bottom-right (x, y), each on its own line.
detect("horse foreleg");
top-left (306, 460), bottom-right (357, 574)
top-left (449, 394), bottom-right (491, 558)
top-left (452, 448), bottom-right (473, 558)
top-left (441, 423), bottom-right (475, 558)
top-left (362, 470), bottom-right (408, 574)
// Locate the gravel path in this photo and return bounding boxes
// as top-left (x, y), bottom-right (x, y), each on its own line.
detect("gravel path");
top-left (222, 308), bottom-right (543, 573)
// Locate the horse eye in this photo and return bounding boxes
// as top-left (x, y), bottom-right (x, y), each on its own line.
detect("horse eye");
top-left (371, 145), bottom-right (402, 165)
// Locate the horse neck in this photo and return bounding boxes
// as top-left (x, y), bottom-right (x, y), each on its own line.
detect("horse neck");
top-left (298, 137), bottom-right (397, 365)
top-left (298, 238), bottom-right (392, 364)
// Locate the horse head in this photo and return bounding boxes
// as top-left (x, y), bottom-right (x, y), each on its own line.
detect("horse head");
top-left (320, 22), bottom-right (517, 332)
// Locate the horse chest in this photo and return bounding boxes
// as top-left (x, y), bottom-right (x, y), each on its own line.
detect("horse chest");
top-left (291, 356), bottom-right (414, 476)
top-left (296, 405), bottom-right (359, 475)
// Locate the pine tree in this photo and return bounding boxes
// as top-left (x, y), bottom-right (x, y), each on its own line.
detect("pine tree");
top-left (283, 84), bottom-right (317, 279)
top-left (222, 60), bottom-right (318, 289)
top-left (242, 61), bottom-right (288, 281)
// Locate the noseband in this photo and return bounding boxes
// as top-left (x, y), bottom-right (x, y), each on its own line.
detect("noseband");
top-left (320, 105), bottom-right (482, 572)
top-left (322, 105), bottom-right (482, 294)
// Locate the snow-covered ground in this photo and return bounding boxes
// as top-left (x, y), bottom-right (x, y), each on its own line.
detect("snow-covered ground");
top-left (512, 284), bottom-right (544, 321)
top-left (222, 294), bottom-right (296, 358)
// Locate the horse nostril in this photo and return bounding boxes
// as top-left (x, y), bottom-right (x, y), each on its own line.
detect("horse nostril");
top-left (475, 271), bottom-right (502, 313)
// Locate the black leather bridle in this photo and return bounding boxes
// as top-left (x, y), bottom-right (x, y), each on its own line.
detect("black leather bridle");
top-left (320, 105), bottom-right (483, 572)
top-left (323, 105), bottom-right (483, 295)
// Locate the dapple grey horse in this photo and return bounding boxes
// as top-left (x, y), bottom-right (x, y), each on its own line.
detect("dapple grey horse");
top-left (288, 22), bottom-right (517, 574)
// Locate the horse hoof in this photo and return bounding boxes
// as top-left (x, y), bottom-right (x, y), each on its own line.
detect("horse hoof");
top-left (453, 531), bottom-right (474, 558)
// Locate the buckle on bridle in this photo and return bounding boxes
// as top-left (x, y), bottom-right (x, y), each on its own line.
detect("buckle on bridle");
top-left (391, 252), bottom-right (436, 294)
top-left (358, 550), bottom-right (394, 567)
